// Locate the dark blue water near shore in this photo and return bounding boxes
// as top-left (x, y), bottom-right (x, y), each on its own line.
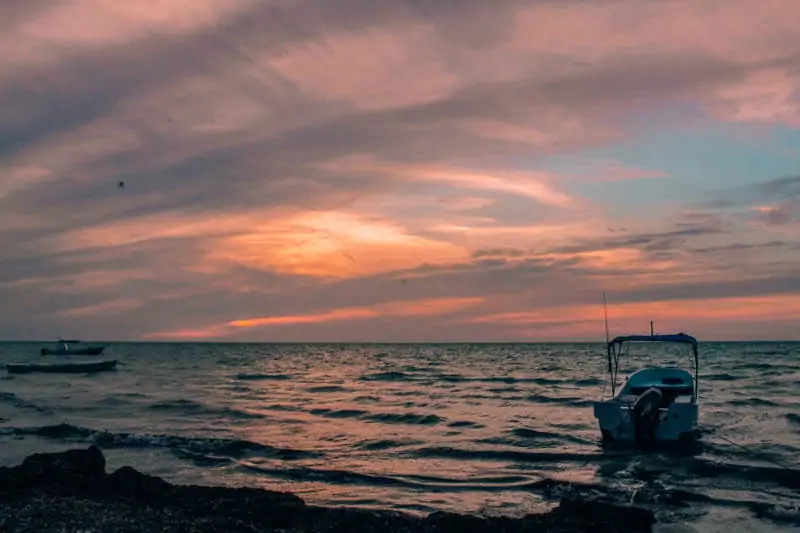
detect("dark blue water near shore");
top-left (1, 342), bottom-right (798, 529)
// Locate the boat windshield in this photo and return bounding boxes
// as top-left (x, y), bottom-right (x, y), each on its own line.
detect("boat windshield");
top-left (605, 334), bottom-right (699, 398)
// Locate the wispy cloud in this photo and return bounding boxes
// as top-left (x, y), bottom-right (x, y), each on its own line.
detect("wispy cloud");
top-left (145, 297), bottom-right (483, 339)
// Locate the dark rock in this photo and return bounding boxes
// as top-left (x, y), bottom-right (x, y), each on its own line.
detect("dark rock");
top-left (0, 446), bottom-right (659, 532)
top-left (425, 511), bottom-right (513, 532)
top-left (22, 444), bottom-right (105, 479)
top-left (0, 445), bottom-right (105, 491)
top-left (551, 498), bottom-right (656, 531)
top-left (105, 466), bottom-right (172, 501)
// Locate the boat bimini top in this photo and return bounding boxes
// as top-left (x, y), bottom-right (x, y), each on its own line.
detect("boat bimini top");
top-left (605, 333), bottom-right (699, 399)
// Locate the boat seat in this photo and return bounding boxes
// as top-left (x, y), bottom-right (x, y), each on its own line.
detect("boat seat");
top-left (672, 395), bottom-right (693, 404)
top-left (617, 395), bottom-right (638, 404)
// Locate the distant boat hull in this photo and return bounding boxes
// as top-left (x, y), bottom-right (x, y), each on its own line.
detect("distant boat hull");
top-left (40, 346), bottom-right (105, 356)
top-left (7, 359), bottom-right (117, 374)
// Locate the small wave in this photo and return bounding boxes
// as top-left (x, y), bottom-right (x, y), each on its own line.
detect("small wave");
top-left (574, 378), bottom-right (604, 386)
top-left (756, 350), bottom-right (791, 357)
top-left (525, 394), bottom-right (593, 407)
top-left (352, 395), bottom-right (381, 403)
top-left (355, 439), bottom-right (423, 451)
top-left (149, 399), bottom-right (207, 411)
top-left (306, 385), bottom-right (347, 393)
top-left (704, 373), bottom-right (740, 381)
top-left (482, 428), bottom-right (591, 447)
top-left (239, 461), bottom-right (546, 491)
top-left (733, 362), bottom-right (777, 371)
top-left (307, 408), bottom-right (444, 426)
top-left (0, 392), bottom-right (51, 413)
top-left (359, 371), bottom-right (410, 381)
top-left (366, 413), bottom-right (443, 426)
top-left (148, 399), bottom-right (265, 420)
top-left (240, 462), bottom-right (413, 488)
top-left (98, 396), bottom-right (135, 407)
top-left (439, 375), bottom-right (561, 385)
top-left (512, 428), bottom-right (562, 440)
top-left (2, 423), bottom-right (319, 461)
top-left (463, 393), bottom-right (527, 401)
top-left (309, 408), bottom-right (368, 419)
top-left (751, 502), bottom-right (800, 526)
top-left (787, 413), bottom-right (800, 426)
top-left (446, 420), bottom-right (485, 429)
top-left (550, 422), bottom-right (589, 431)
top-left (729, 398), bottom-right (780, 407)
top-left (234, 373), bottom-right (293, 381)
top-left (686, 457), bottom-right (800, 491)
top-left (263, 403), bottom-right (303, 412)
top-left (412, 446), bottom-right (608, 464)
top-left (487, 386), bottom-right (519, 394)
top-left (511, 428), bottom-right (590, 444)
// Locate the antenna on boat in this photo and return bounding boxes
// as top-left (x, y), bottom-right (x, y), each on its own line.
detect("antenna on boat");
top-left (650, 321), bottom-right (654, 336)
top-left (603, 292), bottom-right (610, 344)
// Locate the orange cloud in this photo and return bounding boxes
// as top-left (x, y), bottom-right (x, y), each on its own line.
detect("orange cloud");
top-left (143, 325), bottom-right (233, 340)
top-left (542, 247), bottom-right (682, 273)
top-left (468, 293), bottom-right (800, 331)
top-left (208, 210), bottom-right (468, 278)
top-left (144, 297), bottom-right (484, 339)
top-left (229, 296), bottom-right (484, 328)
top-left (44, 207), bottom-right (469, 280)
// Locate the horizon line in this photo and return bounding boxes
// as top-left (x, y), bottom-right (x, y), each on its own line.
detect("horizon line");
top-left (3, 339), bottom-right (799, 344)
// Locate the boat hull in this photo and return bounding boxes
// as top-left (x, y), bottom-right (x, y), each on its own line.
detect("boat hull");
top-left (593, 400), bottom-right (698, 443)
top-left (40, 346), bottom-right (105, 356)
top-left (7, 359), bottom-right (117, 374)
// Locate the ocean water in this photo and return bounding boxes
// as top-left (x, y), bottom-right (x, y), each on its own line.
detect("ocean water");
top-left (0, 342), bottom-right (798, 530)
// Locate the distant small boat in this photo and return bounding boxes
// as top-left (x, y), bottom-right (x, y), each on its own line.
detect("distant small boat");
top-left (40, 338), bottom-right (106, 356)
top-left (7, 359), bottom-right (117, 374)
top-left (593, 333), bottom-right (700, 444)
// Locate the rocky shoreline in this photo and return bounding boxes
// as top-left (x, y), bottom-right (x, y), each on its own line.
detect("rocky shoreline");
top-left (0, 446), bottom-right (657, 532)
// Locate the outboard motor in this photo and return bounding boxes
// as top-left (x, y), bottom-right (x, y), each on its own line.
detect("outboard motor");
top-left (632, 387), bottom-right (663, 444)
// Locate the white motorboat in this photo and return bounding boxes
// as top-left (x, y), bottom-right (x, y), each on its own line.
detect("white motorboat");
top-left (593, 333), bottom-right (699, 444)
top-left (40, 338), bottom-right (106, 356)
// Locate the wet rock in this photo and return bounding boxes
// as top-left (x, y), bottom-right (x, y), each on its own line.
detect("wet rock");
top-left (0, 446), bottom-right (658, 532)
top-left (551, 498), bottom-right (656, 531)
top-left (0, 445), bottom-right (105, 491)
top-left (22, 445), bottom-right (106, 477)
top-left (104, 466), bottom-right (172, 501)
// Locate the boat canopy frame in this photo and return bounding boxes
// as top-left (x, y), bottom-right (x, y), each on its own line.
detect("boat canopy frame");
top-left (605, 333), bottom-right (699, 399)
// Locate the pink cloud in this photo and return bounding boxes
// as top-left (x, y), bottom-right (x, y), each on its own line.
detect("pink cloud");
top-left (270, 23), bottom-right (457, 111)
top-left (19, 0), bottom-right (256, 48)
top-left (322, 155), bottom-right (573, 207)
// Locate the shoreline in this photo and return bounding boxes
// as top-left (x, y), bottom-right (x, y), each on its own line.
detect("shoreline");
top-left (0, 446), bottom-right (657, 532)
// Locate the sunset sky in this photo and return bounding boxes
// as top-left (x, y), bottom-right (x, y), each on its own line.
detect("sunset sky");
top-left (1, 0), bottom-right (799, 342)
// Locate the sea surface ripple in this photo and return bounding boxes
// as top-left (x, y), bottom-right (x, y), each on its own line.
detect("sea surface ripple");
top-left (1, 342), bottom-right (798, 529)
